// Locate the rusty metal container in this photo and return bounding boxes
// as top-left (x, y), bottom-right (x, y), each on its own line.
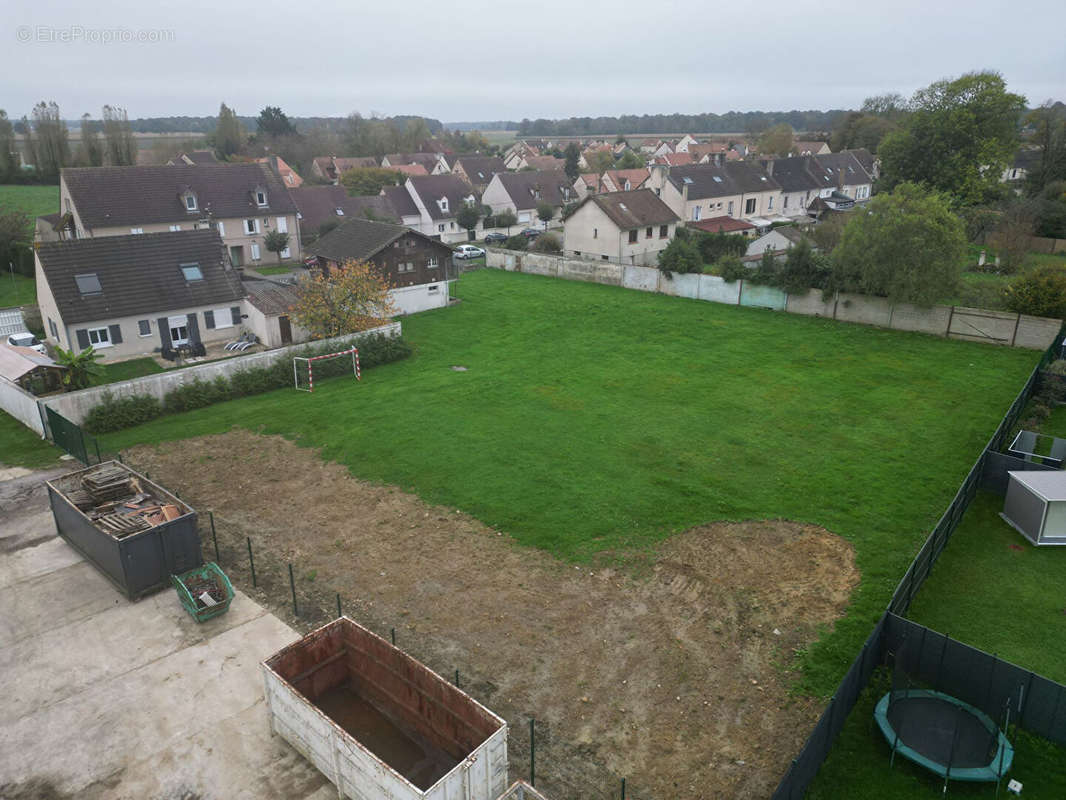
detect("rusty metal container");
top-left (45, 461), bottom-right (202, 600)
top-left (262, 617), bottom-right (508, 800)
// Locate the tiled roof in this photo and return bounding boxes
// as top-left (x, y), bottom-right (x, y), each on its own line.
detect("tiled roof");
top-left (390, 163), bottom-right (429, 176)
top-left (289, 186), bottom-right (399, 235)
top-left (306, 218), bottom-right (448, 263)
top-left (454, 156), bottom-right (507, 185)
top-left (257, 156), bottom-right (303, 188)
top-left (764, 156), bottom-right (823, 193)
top-left (0, 344), bottom-right (60, 382)
top-left (653, 152), bottom-right (693, 166)
top-left (37, 229), bottom-right (242, 325)
top-left (689, 216), bottom-right (756, 234)
top-left (494, 170), bottom-right (574, 211)
top-left (381, 185), bottom-right (420, 219)
top-left (524, 156), bottom-right (565, 171)
top-left (585, 189), bottom-right (679, 229)
top-left (668, 162), bottom-right (781, 199)
top-left (384, 153), bottom-right (442, 171)
top-left (406, 175), bottom-right (478, 220)
top-left (603, 169), bottom-right (650, 191)
top-left (242, 278), bottom-right (300, 316)
top-left (63, 163), bottom-right (296, 228)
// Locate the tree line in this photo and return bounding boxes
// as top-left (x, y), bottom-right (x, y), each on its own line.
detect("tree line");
top-left (514, 110), bottom-right (850, 137)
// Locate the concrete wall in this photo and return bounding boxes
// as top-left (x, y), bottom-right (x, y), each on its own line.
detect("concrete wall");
top-left (484, 247), bottom-right (1061, 350)
top-left (41, 322), bottom-right (401, 425)
top-left (0, 377), bottom-right (45, 436)
top-left (391, 282), bottom-right (450, 315)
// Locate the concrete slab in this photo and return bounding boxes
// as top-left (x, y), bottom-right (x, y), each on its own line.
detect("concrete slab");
top-left (0, 533), bottom-right (84, 589)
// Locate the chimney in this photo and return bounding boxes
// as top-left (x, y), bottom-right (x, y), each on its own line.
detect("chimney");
top-left (765, 159), bottom-right (774, 178)
top-left (837, 167), bottom-right (845, 191)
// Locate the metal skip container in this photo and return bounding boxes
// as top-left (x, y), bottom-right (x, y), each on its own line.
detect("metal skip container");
top-left (45, 461), bottom-right (202, 600)
top-left (262, 617), bottom-right (509, 800)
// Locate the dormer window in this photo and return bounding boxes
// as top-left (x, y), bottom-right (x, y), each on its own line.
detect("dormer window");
top-left (624, 180), bottom-right (631, 190)
top-left (438, 197), bottom-right (449, 213)
top-left (183, 192), bottom-right (198, 211)
top-left (255, 189), bottom-right (268, 207)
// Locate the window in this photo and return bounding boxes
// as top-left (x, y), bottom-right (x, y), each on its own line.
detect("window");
top-left (439, 197), bottom-right (449, 213)
top-left (213, 307), bottom-right (233, 329)
top-left (335, 208), bottom-right (345, 216)
top-left (48, 318), bottom-right (58, 338)
top-left (659, 225), bottom-right (668, 239)
top-left (245, 219), bottom-right (259, 235)
top-left (75, 273), bottom-right (102, 295)
top-left (593, 228), bottom-right (598, 239)
top-left (180, 264), bottom-right (204, 282)
top-left (398, 262), bottom-right (415, 273)
top-left (88, 327), bottom-right (111, 347)
top-left (184, 193), bottom-right (197, 211)
top-left (784, 196), bottom-right (789, 209)
top-left (250, 243), bottom-right (261, 261)
top-left (745, 198), bottom-right (756, 214)
top-left (276, 217), bottom-right (288, 233)
top-left (645, 227), bottom-right (653, 239)
top-left (216, 221), bottom-right (226, 237)
top-left (130, 227), bottom-right (143, 234)
top-left (438, 224), bottom-right (445, 232)
top-left (281, 246), bottom-right (291, 258)
top-left (137, 319), bottom-right (151, 337)
top-left (727, 201), bottom-right (734, 215)
top-left (427, 285), bottom-right (439, 294)
top-left (169, 224), bottom-right (181, 232)
top-left (628, 230), bottom-right (638, 244)
top-left (428, 257), bottom-right (439, 269)
top-left (256, 190), bottom-right (268, 207)
top-left (691, 206), bottom-right (701, 221)
top-left (601, 255), bottom-right (609, 261)
top-left (168, 315), bottom-right (189, 345)
top-left (768, 196), bottom-right (774, 210)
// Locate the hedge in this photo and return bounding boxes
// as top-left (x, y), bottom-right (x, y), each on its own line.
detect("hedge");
top-left (82, 334), bottom-right (412, 434)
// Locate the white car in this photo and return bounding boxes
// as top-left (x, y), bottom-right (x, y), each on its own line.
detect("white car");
top-left (7, 332), bottom-right (46, 354)
top-left (453, 244), bottom-right (486, 260)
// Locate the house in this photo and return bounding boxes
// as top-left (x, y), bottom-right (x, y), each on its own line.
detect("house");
top-left (810, 151), bottom-right (874, 201)
top-left (688, 216), bottom-right (757, 237)
top-left (482, 170), bottom-right (575, 228)
top-left (288, 185), bottom-right (399, 240)
top-left (310, 156), bottom-right (379, 184)
top-left (503, 141), bottom-right (540, 170)
top-left (646, 162), bottom-right (784, 227)
top-left (563, 189), bottom-right (680, 266)
top-left (305, 218), bottom-right (456, 315)
top-left (381, 185), bottom-right (424, 230)
top-left (257, 155), bottom-right (303, 187)
top-left (745, 226), bottom-right (812, 258)
top-left (688, 143), bottom-right (742, 164)
top-left (762, 151), bottom-right (874, 218)
top-left (653, 152), bottom-right (694, 167)
top-left (451, 156), bottom-right (507, 190)
top-left (600, 168), bottom-right (650, 193)
top-left (793, 141), bottom-right (831, 156)
top-left (241, 278), bottom-right (307, 347)
top-left (167, 150), bottom-right (220, 166)
top-left (0, 344), bottom-right (65, 393)
top-left (402, 175), bottom-right (482, 243)
top-left (506, 153), bottom-right (566, 171)
top-left (35, 229), bottom-right (245, 360)
top-left (59, 163), bottom-right (302, 267)
top-left (573, 173), bottom-right (602, 199)
top-left (381, 153), bottom-right (449, 174)
top-left (674, 134), bottom-right (698, 153)
top-left (1002, 148), bottom-right (1042, 183)
top-left (388, 163), bottom-right (430, 177)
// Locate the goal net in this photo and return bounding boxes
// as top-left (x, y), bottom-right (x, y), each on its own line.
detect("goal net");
top-left (294, 346), bottom-right (361, 392)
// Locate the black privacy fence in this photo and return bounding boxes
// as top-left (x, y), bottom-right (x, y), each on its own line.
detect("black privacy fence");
top-left (773, 329), bottom-right (1064, 799)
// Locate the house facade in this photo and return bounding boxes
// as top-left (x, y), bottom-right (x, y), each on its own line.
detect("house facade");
top-left (600, 168), bottom-right (650, 193)
top-left (59, 163), bottom-right (301, 267)
top-left (309, 156), bottom-right (380, 184)
top-left (381, 153), bottom-right (450, 174)
top-left (35, 229), bottom-right (245, 360)
top-left (451, 156), bottom-right (507, 190)
top-left (481, 170), bottom-right (575, 227)
top-left (647, 162), bottom-right (784, 226)
top-left (306, 218), bottom-right (456, 315)
top-left (563, 189), bottom-right (680, 266)
top-left (402, 175), bottom-right (483, 243)
top-left (763, 151), bottom-right (874, 218)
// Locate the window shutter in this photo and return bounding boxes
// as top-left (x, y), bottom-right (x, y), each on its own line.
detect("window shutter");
top-left (230, 306), bottom-right (241, 325)
top-left (76, 329), bottom-right (89, 349)
top-left (186, 313), bottom-right (201, 344)
top-left (158, 317), bottom-right (171, 349)
top-left (108, 324), bottom-right (123, 344)
top-left (204, 310), bottom-right (215, 329)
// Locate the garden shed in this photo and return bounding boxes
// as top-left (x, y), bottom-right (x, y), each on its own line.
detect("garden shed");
top-left (1000, 470), bottom-right (1066, 546)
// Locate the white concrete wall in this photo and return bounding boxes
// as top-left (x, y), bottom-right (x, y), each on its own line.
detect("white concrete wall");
top-left (391, 282), bottom-right (450, 315)
top-left (40, 322), bottom-right (401, 425)
top-left (0, 377), bottom-right (45, 436)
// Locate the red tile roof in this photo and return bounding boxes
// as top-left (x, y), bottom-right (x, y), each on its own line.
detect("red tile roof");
top-left (689, 216), bottom-right (756, 234)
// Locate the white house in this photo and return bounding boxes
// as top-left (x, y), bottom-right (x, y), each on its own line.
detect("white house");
top-left (563, 189), bottom-right (680, 266)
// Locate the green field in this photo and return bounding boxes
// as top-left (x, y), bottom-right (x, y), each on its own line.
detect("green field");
top-left (0, 273), bottom-right (35, 308)
top-left (0, 183), bottom-right (60, 222)
top-left (0, 411), bottom-right (60, 469)
top-left (88, 269), bottom-right (1040, 694)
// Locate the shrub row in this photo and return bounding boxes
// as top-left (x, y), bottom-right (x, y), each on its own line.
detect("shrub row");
top-left (83, 333), bottom-right (412, 434)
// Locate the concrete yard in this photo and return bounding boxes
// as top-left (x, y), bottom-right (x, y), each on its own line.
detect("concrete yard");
top-left (0, 466), bottom-right (331, 800)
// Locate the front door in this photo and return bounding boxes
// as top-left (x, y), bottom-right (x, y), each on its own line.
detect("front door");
top-left (229, 246), bottom-right (243, 267)
top-left (278, 315), bottom-right (292, 345)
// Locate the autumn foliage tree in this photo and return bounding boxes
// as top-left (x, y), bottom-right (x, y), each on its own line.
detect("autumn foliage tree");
top-left (289, 259), bottom-right (397, 338)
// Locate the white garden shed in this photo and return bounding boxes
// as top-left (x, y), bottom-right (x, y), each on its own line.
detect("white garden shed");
top-left (1000, 470), bottom-right (1066, 546)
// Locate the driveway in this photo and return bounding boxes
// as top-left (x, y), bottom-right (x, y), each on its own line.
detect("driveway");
top-left (0, 466), bottom-right (332, 800)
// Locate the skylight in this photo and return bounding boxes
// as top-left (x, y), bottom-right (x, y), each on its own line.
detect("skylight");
top-left (335, 208), bottom-right (345, 216)
top-left (712, 176), bottom-right (722, 183)
top-left (682, 177), bottom-right (694, 185)
top-left (180, 263), bottom-right (204, 282)
top-left (75, 273), bottom-right (102, 295)
top-left (619, 203), bottom-right (628, 210)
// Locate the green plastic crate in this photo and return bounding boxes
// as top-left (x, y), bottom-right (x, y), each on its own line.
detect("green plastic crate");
top-left (172, 562), bottom-right (234, 622)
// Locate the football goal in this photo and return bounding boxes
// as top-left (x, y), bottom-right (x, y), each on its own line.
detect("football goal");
top-left (294, 346), bottom-right (361, 392)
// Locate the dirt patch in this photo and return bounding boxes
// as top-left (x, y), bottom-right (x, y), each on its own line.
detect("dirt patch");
top-left (128, 431), bottom-right (859, 799)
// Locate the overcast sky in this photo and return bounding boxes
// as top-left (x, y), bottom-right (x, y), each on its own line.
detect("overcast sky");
top-left (3, 0), bottom-right (1064, 124)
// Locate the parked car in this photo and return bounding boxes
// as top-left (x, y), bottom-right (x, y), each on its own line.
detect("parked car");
top-left (484, 232), bottom-right (508, 244)
top-left (302, 254), bottom-right (319, 268)
top-left (521, 228), bottom-right (542, 239)
top-left (454, 244), bottom-right (486, 260)
top-left (7, 332), bottom-right (46, 354)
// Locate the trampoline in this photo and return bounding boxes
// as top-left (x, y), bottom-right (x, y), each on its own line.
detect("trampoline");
top-left (874, 689), bottom-right (1014, 783)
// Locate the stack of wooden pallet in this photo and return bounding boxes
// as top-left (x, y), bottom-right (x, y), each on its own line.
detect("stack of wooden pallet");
top-left (74, 465), bottom-right (184, 538)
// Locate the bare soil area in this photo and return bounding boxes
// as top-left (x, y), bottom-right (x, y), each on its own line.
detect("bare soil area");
top-left (127, 431), bottom-right (859, 799)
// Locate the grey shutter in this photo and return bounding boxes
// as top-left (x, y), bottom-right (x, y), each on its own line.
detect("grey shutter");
top-left (230, 306), bottom-right (241, 325)
top-left (187, 313), bottom-right (201, 344)
top-left (204, 310), bottom-right (215, 329)
top-left (75, 329), bottom-right (89, 349)
top-left (108, 324), bottom-right (123, 344)
top-left (158, 317), bottom-right (171, 349)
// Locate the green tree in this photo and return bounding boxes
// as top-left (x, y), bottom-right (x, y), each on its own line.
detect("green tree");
top-left (1025, 102), bottom-right (1066, 194)
top-left (0, 209), bottom-right (31, 275)
top-left (878, 71), bottom-right (1026, 205)
top-left (716, 254), bottom-right (747, 282)
top-left (658, 234), bottom-right (701, 275)
top-left (810, 214), bottom-right (848, 253)
top-left (757, 123), bottom-right (794, 157)
top-left (986, 201), bottom-right (1035, 272)
top-left (339, 167), bottom-right (404, 196)
top-left (0, 111), bottom-right (16, 181)
top-left (530, 232), bottom-right (562, 253)
top-left (290, 259), bottom-right (397, 337)
top-left (77, 114), bottom-right (104, 166)
top-left (256, 106), bottom-right (297, 137)
top-left (456, 201), bottom-right (481, 235)
top-left (564, 143), bottom-right (581, 181)
top-left (1003, 266), bottom-right (1066, 319)
top-left (20, 116), bottom-right (38, 174)
top-left (53, 345), bottom-right (104, 390)
top-left (214, 102), bottom-right (244, 158)
top-left (615, 149), bottom-right (645, 169)
top-left (101, 105), bottom-right (135, 165)
top-left (583, 149), bottom-right (614, 173)
top-left (494, 209), bottom-right (518, 229)
top-left (830, 112), bottom-right (899, 154)
top-left (536, 201), bottom-right (554, 228)
top-left (777, 238), bottom-right (832, 293)
top-left (264, 230), bottom-right (291, 264)
top-left (30, 101), bottom-right (70, 182)
top-left (832, 182), bottom-right (966, 305)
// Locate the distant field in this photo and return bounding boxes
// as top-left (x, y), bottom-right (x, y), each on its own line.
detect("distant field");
top-left (0, 184), bottom-right (59, 221)
top-left (481, 130), bottom-right (517, 147)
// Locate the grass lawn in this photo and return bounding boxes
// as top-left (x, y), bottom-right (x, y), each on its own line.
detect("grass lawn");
top-left (96, 269), bottom-right (1038, 694)
top-left (0, 411), bottom-right (61, 469)
top-left (251, 265), bottom-right (297, 276)
top-left (0, 184), bottom-right (60, 222)
top-left (907, 492), bottom-right (1066, 683)
top-left (808, 671), bottom-right (1066, 799)
top-left (93, 357), bottom-right (165, 385)
top-left (0, 273), bottom-right (36, 308)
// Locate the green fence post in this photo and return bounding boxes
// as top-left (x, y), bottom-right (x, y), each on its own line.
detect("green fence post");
top-left (336, 593), bottom-right (342, 618)
top-left (391, 627), bottom-right (396, 646)
top-left (94, 438), bottom-right (101, 464)
top-left (529, 717), bottom-right (535, 787)
top-left (454, 669), bottom-right (460, 687)
top-left (246, 537), bottom-right (256, 587)
top-left (621, 777), bottom-right (626, 799)
top-left (289, 563), bottom-right (297, 616)
top-left (209, 511), bottom-right (220, 563)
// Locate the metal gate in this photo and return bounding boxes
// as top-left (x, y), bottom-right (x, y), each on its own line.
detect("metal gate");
top-left (45, 406), bottom-right (91, 464)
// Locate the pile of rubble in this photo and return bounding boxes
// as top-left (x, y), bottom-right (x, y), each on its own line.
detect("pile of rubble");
top-left (66, 464), bottom-right (183, 538)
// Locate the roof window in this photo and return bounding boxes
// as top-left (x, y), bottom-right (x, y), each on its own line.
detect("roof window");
top-left (180, 263), bottom-right (204, 282)
top-left (75, 273), bottom-right (102, 296)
